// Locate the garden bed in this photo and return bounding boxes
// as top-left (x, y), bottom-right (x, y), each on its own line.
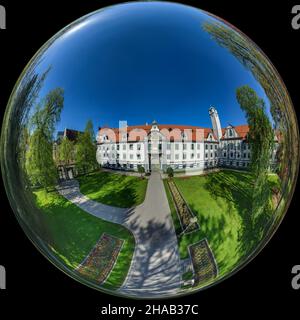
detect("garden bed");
top-left (189, 238), bottom-right (218, 287)
top-left (76, 233), bottom-right (124, 284)
top-left (167, 179), bottom-right (200, 233)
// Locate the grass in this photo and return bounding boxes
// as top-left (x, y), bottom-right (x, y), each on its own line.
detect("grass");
top-left (34, 189), bottom-right (135, 290)
top-left (78, 171), bottom-right (148, 208)
top-left (165, 170), bottom-right (279, 278)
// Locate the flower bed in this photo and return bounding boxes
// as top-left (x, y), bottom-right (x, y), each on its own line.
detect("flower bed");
top-left (167, 180), bottom-right (199, 233)
top-left (189, 239), bottom-right (218, 286)
top-left (76, 233), bottom-right (124, 284)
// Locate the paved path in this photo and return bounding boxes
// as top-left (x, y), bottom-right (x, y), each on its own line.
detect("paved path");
top-left (57, 172), bottom-right (181, 298)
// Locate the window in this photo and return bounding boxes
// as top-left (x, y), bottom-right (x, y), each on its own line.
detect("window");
top-left (211, 153), bottom-right (213, 158)
top-left (123, 144), bottom-right (126, 150)
top-left (183, 143), bottom-right (187, 150)
top-left (223, 152), bottom-right (226, 157)
top-left (137, 154), bottom-right (141, 160)
top-left (191, 153), bottom-right (194, 159)
top-left (205, 153), bottom-right (208, 159)
top-left (197, 153), bottom-right (200, 159)
top-left (175, 144), bottom-right (179, 150)
top-left (167, 143), bottom-right (171, 150)
top-left (130, 154), bottom-right (133, 160)
top-left (123, 154), bottom-right (126, 160)
top-left (205, 144), bottom-right (208, 150)
top-left (191, 144), bottom-right (194, 150)
top-left (215, 145), bottom-right (217, 150)
top-left (175, 154), bottom-right (179, 160)
top-left (210, 145), bottom-right (213, 150)
top-left (137, 144), bottom-right (141, 151)
top-left (230, 152), bottom-right (233, 157)
top-left (117, 144), bottom-right (119, 150)
top-left (215, 152), bottom-right (217, 157)
top-left (197, 144), bottom-right (200, 150)
top-left (167, 154), bottom-right (171, 160)
top-left (183, 153), bottom-right (187, 160)
top-left (129, 144), bottom-right (133, 150)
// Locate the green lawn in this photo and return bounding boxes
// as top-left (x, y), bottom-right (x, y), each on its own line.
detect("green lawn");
top-left (34, 189), bottom-right (135, 290)
top-left (78, 171), bottom-right (148, 208)
top-left (165, 170), bottom-right (279, 277)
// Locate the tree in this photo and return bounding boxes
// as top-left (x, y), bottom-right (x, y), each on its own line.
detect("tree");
top-left (57, 137), bottom-right (74, 178)
top-left (166, 167), bottom-right (174, 179)
top-left (236, 85), bottom-right (274, 222)
top-left (25, 88), bottom-right (64, 190)
top-left (236, 85), bottom-right (274, 176)
top-left (75, 120), bottom-right (97, 174)
top-left (137, 165), bottom-right (145, 178)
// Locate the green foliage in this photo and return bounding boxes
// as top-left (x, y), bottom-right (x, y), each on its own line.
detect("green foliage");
top-left (236, 85), bottom-right (274, 176)
top-left (137, 165), bottom-right (145, 177)
top-left (26, 131), bottom-right (57, 188)
top-left (236, 86), bottom-right (275, 219)
top-left (25, 88), bottom-right (64, 190)
top-left (166, 166), bottom-right (174, 178)
top-left (75, 120), bottom-right (97, 174)
top-left (57, 137), bottom-right (74, 165)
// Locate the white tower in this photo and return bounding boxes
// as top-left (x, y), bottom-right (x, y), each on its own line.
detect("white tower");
top-left (209, 106), bottom-right (222, 140)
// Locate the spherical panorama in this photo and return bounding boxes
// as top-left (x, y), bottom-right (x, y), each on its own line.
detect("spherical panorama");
top-left (1, 1), bottom-right (299, 299)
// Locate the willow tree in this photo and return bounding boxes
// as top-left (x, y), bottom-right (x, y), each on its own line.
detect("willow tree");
top-left (26, 88), bottom-right (64, 190)
top-left (236, 85), bottom-right (274, 225)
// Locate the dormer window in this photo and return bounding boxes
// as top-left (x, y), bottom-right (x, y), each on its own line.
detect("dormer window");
top-left (228, 129), bottom-right (234, 137)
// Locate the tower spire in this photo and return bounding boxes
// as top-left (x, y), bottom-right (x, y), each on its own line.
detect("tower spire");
top-left (209, 106), bottom-right (222, 140)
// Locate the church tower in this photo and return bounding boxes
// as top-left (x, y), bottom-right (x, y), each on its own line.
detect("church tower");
top-left (209, 106), bottom-right (222, 140)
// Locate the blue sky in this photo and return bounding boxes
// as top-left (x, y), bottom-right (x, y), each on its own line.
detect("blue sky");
top-left (33, 2), bottom-right (270, 134)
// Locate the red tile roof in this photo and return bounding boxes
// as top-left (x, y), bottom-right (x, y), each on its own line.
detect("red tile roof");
top-left (98, 124), bottom-right (251, 143)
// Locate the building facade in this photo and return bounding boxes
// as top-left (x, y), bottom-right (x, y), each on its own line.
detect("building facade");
top-left (96, 107), bottom-right (278, 172)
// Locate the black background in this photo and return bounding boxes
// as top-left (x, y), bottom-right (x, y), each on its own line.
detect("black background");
top-left (0, 0), bottom-right (299, 318)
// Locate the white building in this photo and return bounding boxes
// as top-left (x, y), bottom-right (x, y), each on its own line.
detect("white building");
top-left (96, 107), bottom-right (278, 172)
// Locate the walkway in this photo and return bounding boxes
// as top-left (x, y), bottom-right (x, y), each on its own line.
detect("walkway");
top-left (57, 171), bottom-right (181, 298)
